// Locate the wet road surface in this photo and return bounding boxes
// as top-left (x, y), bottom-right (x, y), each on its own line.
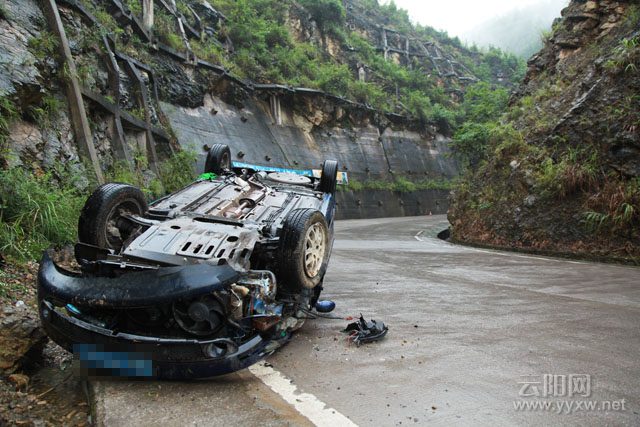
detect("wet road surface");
top-left (93, 215), bottom-right (640, 426)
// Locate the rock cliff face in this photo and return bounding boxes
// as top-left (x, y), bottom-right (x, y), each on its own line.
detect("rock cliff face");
top-left (449, 0), bottom-right (639, 262)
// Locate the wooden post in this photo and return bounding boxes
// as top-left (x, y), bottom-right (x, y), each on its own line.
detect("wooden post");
top-left (123, 59), bottom-right (160, 176)
top-left (176, 17), bottom-right (195, 63)
top-left (358, 65), bottom-right (366, 82)
top-left (42, 0), bottom-right (104, 183)
top-left (270, 94), bottom-right (282, 126)
top-left (142, 0), bottom-right (154, 34)
top-left (382, 28), bottom-right (388, 60)
top-left (187, 4), bottom-right (204, 41)
top-left (101, 36), bottom-right (133, 167)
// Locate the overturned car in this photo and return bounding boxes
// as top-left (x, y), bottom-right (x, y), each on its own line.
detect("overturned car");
top-left (38, 144), bottom-right (339, 379)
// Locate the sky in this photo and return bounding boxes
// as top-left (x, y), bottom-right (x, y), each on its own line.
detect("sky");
top-left (382, 0), bottom-right (561, 40)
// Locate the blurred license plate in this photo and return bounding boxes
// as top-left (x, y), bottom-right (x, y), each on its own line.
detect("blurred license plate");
top-left (73, 343), bottom-right (153, 377)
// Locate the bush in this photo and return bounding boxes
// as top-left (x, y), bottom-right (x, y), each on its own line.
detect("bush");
top-left (378, 0), bottom-right (412, 32)
top-left (428, 104), bottom-right (457, 133)
top-left (0, 167), bottom-right (88, 261)
top-left (159, 150), bottom-right (198, 193)
top-left (298, 0), bottom-right (346, 33)
top-left (349, 80), bottom-right (388, 107)
top-left (404, 91), bottom-right (432, 123)
top-left (394, 176), bottom-right (417, 192)
top-left (316, 63), bottom-right (352, 94)
top-left (460, 82), bottom-right (509, 124)
top-left (451, 122), bottom-right (494, 167)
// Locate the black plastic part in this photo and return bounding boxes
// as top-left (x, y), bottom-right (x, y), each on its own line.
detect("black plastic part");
top-left (343, 314), bottom-right (389, 346)
top-left (204, 144), bottom-right (231, 174)
top-left (38, 251), bottom-right (240, 309)
top-left (319, 160), bottom-right (338, 194)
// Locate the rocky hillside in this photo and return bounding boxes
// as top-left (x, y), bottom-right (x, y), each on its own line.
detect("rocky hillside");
top-left (449, 0), bottom-right (640, 263)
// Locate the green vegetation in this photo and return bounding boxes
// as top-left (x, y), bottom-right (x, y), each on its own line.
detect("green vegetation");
top-left (106, 147), bottom-right (197, 198)
top-left (450, 82), bottom-right (510, 167)
top-left (123, 0), bottom-right (142, 15)
top-left (139, 0), bottom-right (519, 130)
top-left (462, 47), bottom-right (526, 84)
top-left (345, 177), bottom-right (452, 192)
top-left (505, 77), bottom-right (565, 132)
top-left (604, 36), bottom-right (640, 73)
top-left (458, 82), bottom-right (510, 123)
top-left (298, 0), bottom-right (345, 35)
top-left (343, 32), bottom-right (459, 123)
top-left (27, 32), bottom-right (59, 60)
top-left (27, 94), bottom-right (64, 127)
top-left (73, 0), bottom-right (524, 136)
top-left (581, 178), bottom-right (640, 234)
top-left (535, 148), bottom-right (600, 199)
top-left (0, 97), bottom-right (18, 157)
top-left (0, 167), bottom-right (87, 261)
top-left (158, 150), bottom-right (198, 193)
top-left (79, 1), bottom-right (126, 45)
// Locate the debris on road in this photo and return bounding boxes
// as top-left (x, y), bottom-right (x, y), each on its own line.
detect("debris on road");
top-left (315, 300), bottom-right (336, 313)
top-left (343, 314), bottom-right (388, 346)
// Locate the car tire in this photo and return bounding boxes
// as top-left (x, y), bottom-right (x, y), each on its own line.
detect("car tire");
top-left (277, 209), bottom-right (330, 292)
top-left (318, 160), bottom-right (338, 194)
top-left (204, 144), bottom-right (231, 174)
top-left (77, 183), bottom-right (148, 252)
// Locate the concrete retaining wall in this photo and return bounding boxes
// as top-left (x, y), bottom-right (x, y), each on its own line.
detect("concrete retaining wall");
top-left (335, 189), bottom-right (449, 219)
top-left (162, 93), bottom-right (455, 220)
top-left (162, 95), bottom-right (457, 180)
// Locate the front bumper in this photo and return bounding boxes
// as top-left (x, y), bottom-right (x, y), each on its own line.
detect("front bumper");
top-left (39, 300), bottom-right (269, 379)
top-left (38, 251), bottom-right (240, 308)
top-left (37, 253), bottom-right (271, 379)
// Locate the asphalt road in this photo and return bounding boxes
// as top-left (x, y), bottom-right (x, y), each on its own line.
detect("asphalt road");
top-left (93, 215), bottom-right (640, 426)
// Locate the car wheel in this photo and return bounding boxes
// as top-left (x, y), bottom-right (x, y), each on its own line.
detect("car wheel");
top-left (318, 159), bottom-right (338, 194)
top-left (277, 209), bottom-right (330, 292)
top-left (204, 144), bottom-right (231, 174)
top-left (77, 183), bottom-right (148, 253)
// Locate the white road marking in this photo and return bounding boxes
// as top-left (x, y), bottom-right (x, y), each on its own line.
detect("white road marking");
top-left (467, 246), bottom-right (585, 264)
top-left (249, 362), bottom-right (358, 427)
top-left (414, 230), bottom-right (424, 241)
